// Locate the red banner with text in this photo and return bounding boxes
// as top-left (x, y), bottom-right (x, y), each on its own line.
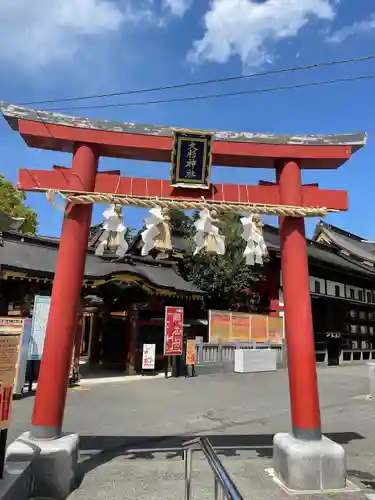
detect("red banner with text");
top-left (164, 307), bottom-right (184, 356)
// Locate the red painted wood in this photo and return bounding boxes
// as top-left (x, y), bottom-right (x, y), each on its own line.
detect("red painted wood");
top-left (31, 144), bottom-right (98, 438)
top-left (18, 119), bottom-right (353, 169)
top-left (277, 159), bottom-right (321, 438)
top-left (18, 169), bottom-right (348, 211)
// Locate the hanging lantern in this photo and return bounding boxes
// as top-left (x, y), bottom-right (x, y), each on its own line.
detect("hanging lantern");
top-left (193, 208), bottom-right (225, 255)
top-left (95, 205), bottom-right (128, 258)
top-left (141, 207), bottom-right (172, 256)
top-left (240, 214), bottom-right (268, 265)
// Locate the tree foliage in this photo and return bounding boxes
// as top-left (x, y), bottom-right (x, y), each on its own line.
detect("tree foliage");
top-left (176, 211), bottom-right (267, 311)
top-left (125, 226), bottom-right (137, 244)
top-left (0, 175), bottom-right (37, 234)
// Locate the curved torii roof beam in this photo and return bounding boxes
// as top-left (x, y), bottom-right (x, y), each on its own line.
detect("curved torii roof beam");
top-left (0, 102), bottom-right (367, 170)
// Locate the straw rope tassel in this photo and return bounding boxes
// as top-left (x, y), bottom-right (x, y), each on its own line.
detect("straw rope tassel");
top-left (45, 189), bottom-right (331, 218)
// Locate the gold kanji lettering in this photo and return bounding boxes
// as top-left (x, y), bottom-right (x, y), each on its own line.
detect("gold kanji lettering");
top-left (185, 141), bottom-right (198, 178)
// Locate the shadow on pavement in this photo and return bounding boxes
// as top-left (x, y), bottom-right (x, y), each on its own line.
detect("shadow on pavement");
top-left (75, 431), bottom-right (364, 488)
top-left (348, 470), bottom-right (375, 491)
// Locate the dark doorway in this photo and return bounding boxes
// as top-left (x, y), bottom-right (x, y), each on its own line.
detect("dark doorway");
top-left (326, 333), bottom-right (341, 366)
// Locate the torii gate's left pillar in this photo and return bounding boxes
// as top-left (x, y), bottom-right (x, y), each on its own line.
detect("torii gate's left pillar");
top-left (7, 143), bottom-right (98, 499)
top-left (31, 143), bottom-right (98, 439)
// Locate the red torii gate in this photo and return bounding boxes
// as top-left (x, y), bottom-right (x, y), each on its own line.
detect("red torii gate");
top-left (1, 102), bottom-right (366, 491)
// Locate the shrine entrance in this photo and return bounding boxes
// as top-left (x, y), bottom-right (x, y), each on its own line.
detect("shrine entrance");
top-left (1, 102), bottom-right (366, 493)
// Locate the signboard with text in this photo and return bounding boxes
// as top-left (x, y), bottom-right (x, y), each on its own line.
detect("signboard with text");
top-left (186, 339), bottom-right (196, 366)
top-left (14, 319), bottom-right (32, 396)
top-left (0, 318), bottom-right (24, 391)
top-left (142, 344), bottom-right (156, 370)
top-left (29, 295), bottom-right (51, 360)
top-left (209, 310), bottom-right (284, 345)
top-left (171, 131), bottom-right (212, 188)
top-left (0, 330), bottom-right (22, 429)
top-left (164, 307), bottom-right (184, 356)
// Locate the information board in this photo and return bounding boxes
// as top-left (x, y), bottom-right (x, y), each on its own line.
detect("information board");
top-left (268, 316), bottom-right (284, 345)
top-left (209, 310), bottom-right (284, 344)
top-left (14, 319), bottom-right (32, 396)
top-left (208, 311), bottom-right (231, 343)
top-left (0, 333), bottom-right (22, 429)
top-left (142, 344), bottom-right (156, 370)
top-left (29, 295), bottom-right (51, 360)
top-left (164, 307), bottom-right (184, 355)
top-left (0, 318), bottom-right (24, 388)
top-left (251, 314), bottom-right (268, 342)
top-left (231, 313), bottom-right (251, 342)
top-left (186, 339), bottom-right (196, 366)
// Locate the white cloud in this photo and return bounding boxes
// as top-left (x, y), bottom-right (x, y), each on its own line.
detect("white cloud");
top-left (162, 0), bottom-right (193, 17)
top-left (0, 0), bottom-right (155, 70)
top-left (327, 13), bottom-right (375, 44)
top-left (188, 0), bottom-right (337, 68)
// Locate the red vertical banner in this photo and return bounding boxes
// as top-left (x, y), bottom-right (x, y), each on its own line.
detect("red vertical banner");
top-left (1, 387), bottom-right (12, 422)
top-left (164, 307), bottom-right (184, 356)
top-left (0, 385), bottom-right (3, 422)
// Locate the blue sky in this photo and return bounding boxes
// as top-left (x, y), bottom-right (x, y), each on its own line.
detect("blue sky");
top-left (1, 0), bottom-right (375, 239)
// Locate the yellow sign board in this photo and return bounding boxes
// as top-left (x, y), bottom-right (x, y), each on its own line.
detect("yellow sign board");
top-left (209, 310), bottom-right (284, 344)
top-left (186, 340), bottom-right (196, 366)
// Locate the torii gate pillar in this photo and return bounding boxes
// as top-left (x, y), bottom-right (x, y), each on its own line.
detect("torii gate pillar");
top-left (274, 159), bottom-right (346, 491)
top-left (31, 143), bottom-right (98, 439)
top-left (277, 159), bottom-right (321, 440)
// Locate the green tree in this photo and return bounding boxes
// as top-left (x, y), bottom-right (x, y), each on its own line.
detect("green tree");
top-left (125, 226), bottom-right (137, 244)
top-left (177, 211), bottom-right (268, 311)
top-left (0, 175), bottom-right (37, 234)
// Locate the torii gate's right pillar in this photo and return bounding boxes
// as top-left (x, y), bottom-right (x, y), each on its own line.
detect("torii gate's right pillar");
top-left (273, 159), bottom-right (346, 491)
top-left (277, 159), bottom-right (321, 440)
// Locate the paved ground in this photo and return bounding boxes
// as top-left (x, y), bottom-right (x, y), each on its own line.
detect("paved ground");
top-left (7, 364), bottom-right (375, 499)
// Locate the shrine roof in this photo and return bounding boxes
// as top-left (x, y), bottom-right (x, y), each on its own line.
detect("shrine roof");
top-left (0, 102), bottom-right (367, 169)
top-left (313, 221), bottom-right (375, 265)
top-left (0, 231), bottom-right (202, 295)
top-left (263, 225), bottom-right (375, 280)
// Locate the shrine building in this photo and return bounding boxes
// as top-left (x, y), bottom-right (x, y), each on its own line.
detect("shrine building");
top-left (0, 216), bottom-right (204, 374)
top-left (263, 222), bottom-right (375, 365)
top-left (0, 210), bottom-right (374, 371)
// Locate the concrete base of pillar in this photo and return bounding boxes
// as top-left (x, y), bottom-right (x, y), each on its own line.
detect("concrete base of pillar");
top-left (273, 432), bottom-right (346, 491)
top-left (0, 462), bottom-right (33, 500)
top-left (6, 431), bottom-right (79, 499)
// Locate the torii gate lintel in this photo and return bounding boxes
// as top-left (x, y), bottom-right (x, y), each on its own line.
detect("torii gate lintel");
top-left (17, 167), bottom-right (348, 212)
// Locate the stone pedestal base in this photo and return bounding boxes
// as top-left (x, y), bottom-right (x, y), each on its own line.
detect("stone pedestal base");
top-left (273, 432), bottom-right (346, 491)
top-left (6, 431), bottom-right (79, 499)
top-left (0, 463), bottom-right (33, 500)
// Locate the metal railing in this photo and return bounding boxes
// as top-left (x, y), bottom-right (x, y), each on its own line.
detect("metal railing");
top-left (195, 342), bottom-right (285, 369)
top-left (183, 437), bottom-right (244, 500)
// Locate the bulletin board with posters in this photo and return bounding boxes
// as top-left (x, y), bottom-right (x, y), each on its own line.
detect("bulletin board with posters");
top-left (208, 310), bottom-right (283, 345)
top-left (0, 319), bottom-right (23, 429)
top-left (186, 339), bottom-right (196, 366)
top-left (142, 344), bottom-right (156, 370)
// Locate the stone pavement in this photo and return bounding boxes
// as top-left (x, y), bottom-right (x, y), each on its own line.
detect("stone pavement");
top-left (7, 364), bottom-right (375, 499)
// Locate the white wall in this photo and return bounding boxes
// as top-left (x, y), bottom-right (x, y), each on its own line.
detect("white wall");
top-left (309, 277), bottom-right (326, 294)
top-left (326, 280), bottom-right (345, 298)
top-left (279, 276), bottom-right (375, 307)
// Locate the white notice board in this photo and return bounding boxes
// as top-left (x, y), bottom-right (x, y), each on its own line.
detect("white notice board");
top-left (142, 344), bottom-right (156, 370)
top-left (29, 295), bottom-right (51, 361)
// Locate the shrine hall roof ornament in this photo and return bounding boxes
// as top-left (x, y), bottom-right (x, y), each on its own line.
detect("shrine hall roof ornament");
top-left (0, 102), bottom-right (367, 170)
